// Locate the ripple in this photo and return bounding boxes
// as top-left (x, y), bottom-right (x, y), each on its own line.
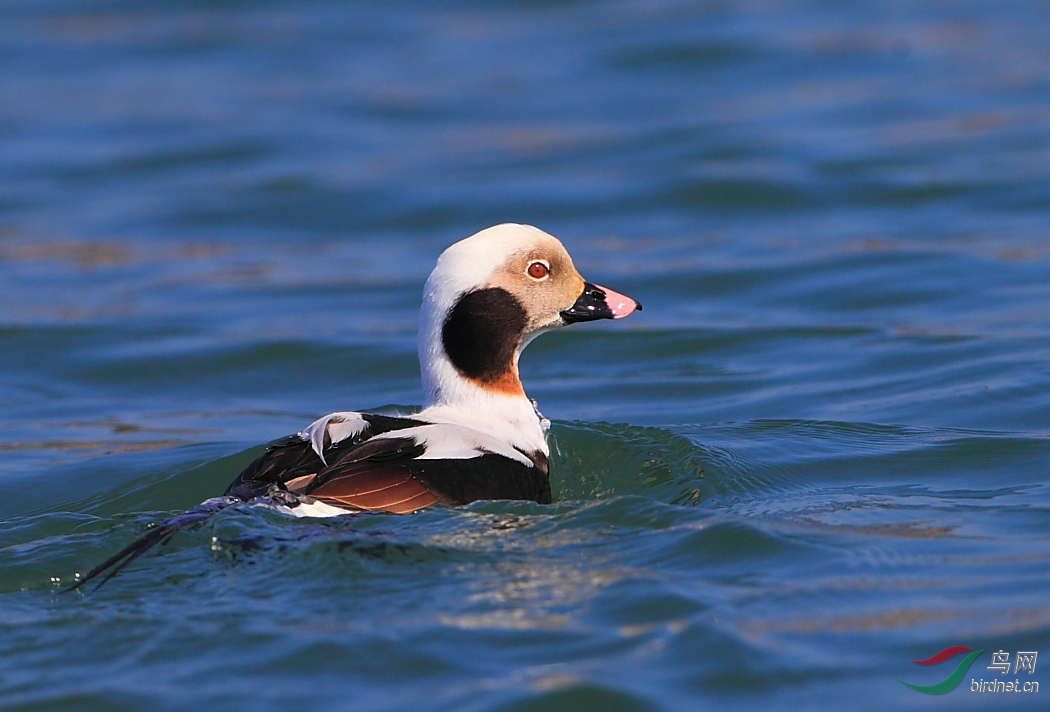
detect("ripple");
top-left (551, 421), bottom-right (710, 505)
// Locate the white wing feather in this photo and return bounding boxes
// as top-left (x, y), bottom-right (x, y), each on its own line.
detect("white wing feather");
top-left (369, 423), bottom-right (533, 467)
top-left (298, 412), bottom-right (370, 465)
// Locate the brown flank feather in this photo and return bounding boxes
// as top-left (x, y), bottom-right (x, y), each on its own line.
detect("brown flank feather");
top-left (312, 467), bottom-right (440, 512)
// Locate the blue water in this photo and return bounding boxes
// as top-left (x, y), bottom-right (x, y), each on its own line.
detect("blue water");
top-left (2, 1), bottom-right (1049, 710)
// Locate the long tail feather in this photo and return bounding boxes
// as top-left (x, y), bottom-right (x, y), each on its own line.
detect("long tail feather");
top-left (65, 497), bottom-right (239, 594)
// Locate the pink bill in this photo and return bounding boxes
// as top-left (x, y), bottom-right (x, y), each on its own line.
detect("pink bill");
top-left (593, 283), bottom-right (640, 318)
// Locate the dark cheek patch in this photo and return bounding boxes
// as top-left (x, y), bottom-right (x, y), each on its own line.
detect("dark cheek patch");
top-left (442, 287), bottom-right (527, 384)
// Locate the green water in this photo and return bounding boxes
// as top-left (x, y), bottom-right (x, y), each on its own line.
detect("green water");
top-left (2, 0), bottom-right (1049, 710)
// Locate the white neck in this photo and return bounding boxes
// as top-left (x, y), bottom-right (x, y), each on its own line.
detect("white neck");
top-left (416, 281), bottom-right (549, 457)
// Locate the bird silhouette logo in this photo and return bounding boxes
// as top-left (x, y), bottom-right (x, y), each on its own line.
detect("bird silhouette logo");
top-left (897, 646), bottom-right (984, 694)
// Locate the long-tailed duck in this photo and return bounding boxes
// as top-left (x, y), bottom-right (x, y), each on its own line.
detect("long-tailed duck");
top-left (70, 223), bottom-right (640, 591)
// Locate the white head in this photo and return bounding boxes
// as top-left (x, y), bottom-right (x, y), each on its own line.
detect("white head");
top-left (418, 223), bottom-right (640, 413)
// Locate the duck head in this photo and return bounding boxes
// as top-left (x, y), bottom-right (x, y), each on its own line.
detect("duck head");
top-left (419, 224), bottom-right (641, 408)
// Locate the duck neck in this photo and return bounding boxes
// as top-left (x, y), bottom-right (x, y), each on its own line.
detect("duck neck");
top-left (418, 291), bottom-right (547, 456)
top-left (417, 347), bottom-right (548, 457)
top-left (419, 284), bottom-right (531, 405)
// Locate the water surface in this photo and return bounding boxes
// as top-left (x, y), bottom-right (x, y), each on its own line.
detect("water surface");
top-left (2, 1), bottom-right (1049, 710)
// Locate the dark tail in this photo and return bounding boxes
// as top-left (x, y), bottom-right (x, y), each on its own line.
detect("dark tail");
top-left (64, 496), bottom-right (239, 594)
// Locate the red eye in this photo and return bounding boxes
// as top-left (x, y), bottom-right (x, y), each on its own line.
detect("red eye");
top-left (528, 262), bottom-right (549, 279)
